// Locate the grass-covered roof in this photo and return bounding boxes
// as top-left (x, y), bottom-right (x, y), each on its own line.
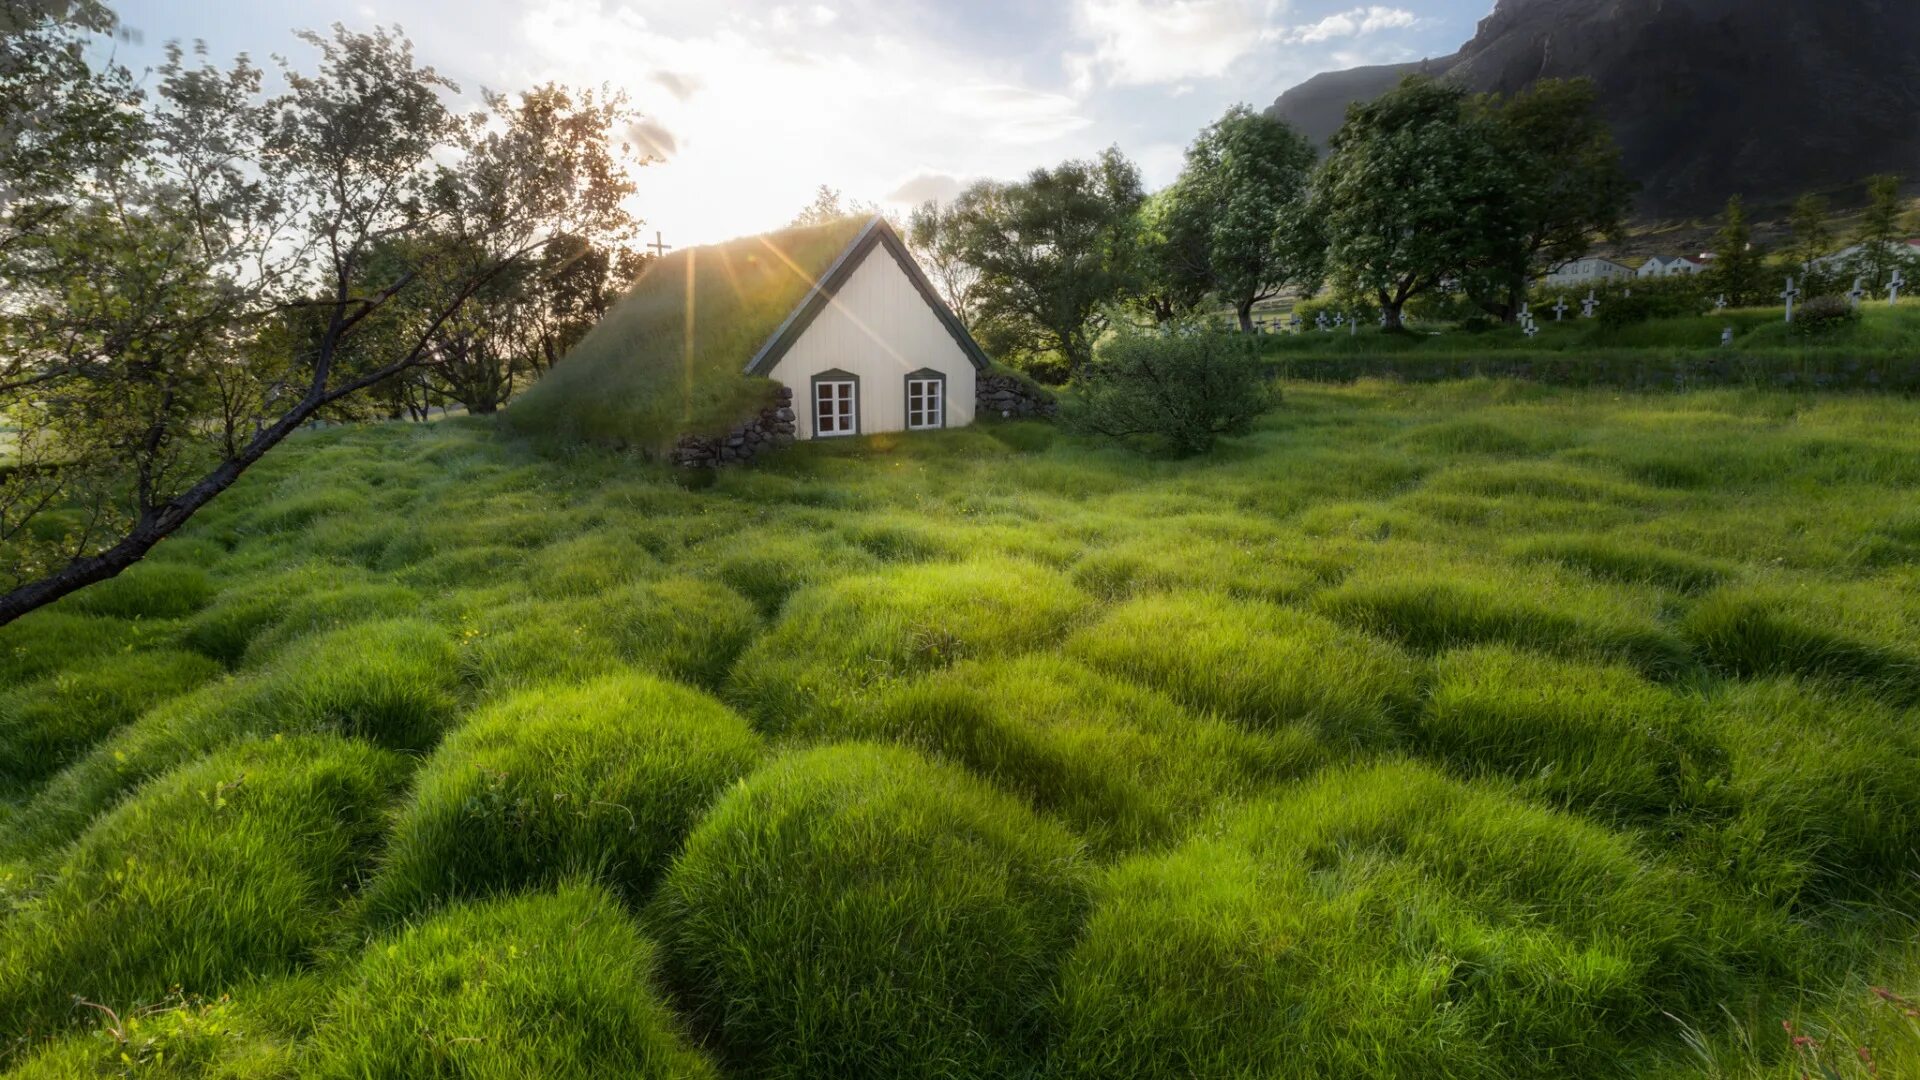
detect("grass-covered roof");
top-left (506, 215), bottom-right (874, 450)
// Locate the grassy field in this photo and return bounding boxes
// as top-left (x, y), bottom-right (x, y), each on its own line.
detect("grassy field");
top-left (2, 380), bottom-right (1919, 1076)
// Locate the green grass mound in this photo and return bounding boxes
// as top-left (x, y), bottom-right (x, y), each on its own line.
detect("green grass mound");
top-left (58, 562), bottom-right (215, 621)
top-left (247, 617), bottom-right (462, 751)
top-left (307, 885), bottom-right (717, 1079)
top-left (1421, 646), bottom-right (1717, 818)
top-left (0, 649), bottom-right (221, 791)
top-left (1395, 417), bottom-right (1560, 456)
top-left (1682, 584), bottom-right (1920, 699)
top-left (1512, 533), bottom-right (1733, 593)
top-left (365, 674), bottom-right (761, 921)
top-left (523, 528), bottom-right (664, 599)
top-left (650, 743), bottom-right (1090, 1080)
top-left (1691, 679), bottom-right (1920, 904)
top-left (0, 735), bottom-right (406, 1040)
top-left (1, 990), bottom-right (297, 1078)
top-left (860, 655), bottom-right (1315, 852)
top-left (1053, 760), bottom-right (1792, 1079)
top-left (1068, 529), bottom-right (1330, 604)
top-left (505, 216), bottom-right (871, 450)
top-left (0, 612), bottom-right (144, 687)
top-left (727, 558), bottom-right (1088, 735)
top-left (1067, 591), bottom-right (1417, 751)
top-left (223, 581), bottom-right (424, 668)
top-left (1317, 559), bottom-right (1690, 675)
top-left (687, 527), bottom-right (876, 618)
top-left (586, 578), bottom-right (761, 689)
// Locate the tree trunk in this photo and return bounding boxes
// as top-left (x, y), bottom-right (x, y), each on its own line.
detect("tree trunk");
top-left (1377, 289), bottom-right (1405, 331)
top-left (1237, 298), bottom-right (1255, 333)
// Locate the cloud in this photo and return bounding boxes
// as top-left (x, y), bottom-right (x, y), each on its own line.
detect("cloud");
top-left (885, 171), bottom-right (968, 205)
top-left (1074, 0), bottom-right (1278, 86)
top-left (943, 83), bottom-right (1092, 144)
top-left (1280, 6), bottom-right (1418, 45)
top-left (648, 70), bottom-right (703, 101)
top-left (626, 117), bottom-right (679, 160)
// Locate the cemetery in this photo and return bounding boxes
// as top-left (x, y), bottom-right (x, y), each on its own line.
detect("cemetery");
top-left (5, 4), bottom-right (1920, 1079)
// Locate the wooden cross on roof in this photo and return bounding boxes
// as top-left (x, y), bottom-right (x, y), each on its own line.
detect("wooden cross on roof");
top-left (647, 231), bottom-right (672, 258)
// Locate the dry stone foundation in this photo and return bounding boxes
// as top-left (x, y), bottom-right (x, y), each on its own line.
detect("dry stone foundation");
top-left (671, 387), bottom-right (797, 468)
top-left (976, 373), bottom-right (1058, 419)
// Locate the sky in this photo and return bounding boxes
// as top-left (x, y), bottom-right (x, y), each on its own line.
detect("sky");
top-left (106, 0), bottom-right (1492, 246)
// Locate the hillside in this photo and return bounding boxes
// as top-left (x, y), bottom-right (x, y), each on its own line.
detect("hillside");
top-left (2, 384), bottom-right (1919, 1074)
top-left (1267, 0), bottom-right (1920, 217)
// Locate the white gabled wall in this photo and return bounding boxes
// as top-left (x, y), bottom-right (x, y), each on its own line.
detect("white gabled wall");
top-left (766, 245), bottom-right (978, 439)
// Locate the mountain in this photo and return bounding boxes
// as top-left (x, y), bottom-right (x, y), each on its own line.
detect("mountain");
top-left (1266, 0), bottom-right (1920, 217)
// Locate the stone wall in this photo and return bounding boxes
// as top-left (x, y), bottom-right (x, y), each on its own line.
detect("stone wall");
top-left (976, 372), bottom-right (1058, 419)
top-left (670, 387), bottom-right (797, 468)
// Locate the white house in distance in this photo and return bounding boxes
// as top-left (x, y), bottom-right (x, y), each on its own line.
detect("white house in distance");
top-left (1637, 255), bottom-right (1706, 278)
top-left (1542, 256), bottom-right (1634, 287)
top-left (745, 217), bottom-right (986, 440)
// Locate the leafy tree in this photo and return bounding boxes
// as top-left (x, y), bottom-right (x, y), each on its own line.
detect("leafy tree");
top-left (906, 200), bottom-right (979, 328)
top-left (1130, 188), bottom-right (1211, 325)
top-left (1065, 327), bottom-right (1272, 455)
top-left (1313, 77), bottom-right (1509, 330)
top-left (790, 184), bottom-right (876, 227)
top-left (948, 147), bottom-right (1145, 379)
top-left (1788, 193), bottom-right (1833, 273)
top-left (1465, 79), bottom-right (1633, 322)
top-left (1159, 104), bottom-right (1319, 332)
top-left (0, 26), bottom-right (639, 624)
top-left (1709, 195), bottom-right (1770, 306)
top-left (1850, 174), bottom-right (1907, 289)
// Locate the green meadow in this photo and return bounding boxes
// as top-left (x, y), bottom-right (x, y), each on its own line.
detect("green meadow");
top-left (3, 380), bottom-right (1920, 1077)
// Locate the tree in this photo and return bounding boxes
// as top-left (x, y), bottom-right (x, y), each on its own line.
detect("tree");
top-left (1313, 77), bottom-right (1510, 330)
top-left (1465, 79), bottom-right (1633, 322)
top-left (905, 200), bottom-right (979, 328)
top-left (948, 147), bottom-right (1145, 379)
top-left (1788, 193), bottom-right (1833, 273)
top-left (1065, 327), bottom-right (1272, 455)
top-left (1159, 104), bottom-right (1319, 332)
top-left (1130, 189), bottom-right (1212, 325)
top-left (790, 184), bottom-right (876, 227)
top-left (1851, 174), bottom-right (1907, 289)
top-left (1709, 195), bottom-right (1769, 306)
top-left (0, 25), bottom-right (639, 624)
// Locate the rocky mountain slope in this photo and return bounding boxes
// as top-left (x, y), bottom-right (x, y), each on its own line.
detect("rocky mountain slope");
top-left (1267, 0), bottom-right (1920, 217)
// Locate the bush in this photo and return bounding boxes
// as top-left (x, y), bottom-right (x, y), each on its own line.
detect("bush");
top-left (0, 735), bottom-right (406, 1040)
top-left (650, 743), bottom-right (1090, 1080)
top-left (1791, 294), bottom-right (1861, 337)
top-left (0, 650), bottom-right (221, 791)
top-left (1066, 591), bottom-right (1418, 752)
top-left (307, 885), bottom-right (717, 1079)
top-left (1052, 760), bottom-right (1795, 1079)
top-left (364, 674), bottom-right (761, 921)
top-left (1064, 328), bottom-right (1273, 455)
top-left (859, 655), bottom-right (1311, 853)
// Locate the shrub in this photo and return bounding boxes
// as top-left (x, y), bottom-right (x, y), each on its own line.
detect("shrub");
top-left (0, 735), bottom-right (406, 1039)
top-left (650, 743), bottom-right (1090, 1080)
top-left (307, 885), bottom-right (717, 1079)
top-left (1595, 281), bottom-right (1706, 329)
top-left (364, 674), bottom-right (761, 921)
top-left (1064, 328), bottom-right (1274, 455)
top-left (1053, 761), bottom-right (1795, 1079)
top-left (727, 558), bottom-right (1088, 736)
top-left (1066, 591), bottom-right (1418, 751)
top-left (860, 655), bottom-right (1314, 853)
top-left (1791, 294), bottom-right (1861, 337)
top-left (1420, 646), bottom-right (1719, 818)
top-left (0, 650), bottom-right (221, 791)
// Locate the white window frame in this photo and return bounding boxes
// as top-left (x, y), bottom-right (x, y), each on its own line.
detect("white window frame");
top-left (906, 374), bottom-right (944, 431)
top-left (813, 375), bottom-right (857, 438)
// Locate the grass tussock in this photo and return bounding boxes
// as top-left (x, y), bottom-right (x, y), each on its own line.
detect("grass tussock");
top-left (0, 649), bottom-right (221, 792)
top-left (650, 743), bottom-right (1089, 1080)
top-left (307, 885), bottom-right (718, 1079)
top-left (365, 674), bottom-right (761, 921)
top-left (0, 735), bottom-right (405, 1043)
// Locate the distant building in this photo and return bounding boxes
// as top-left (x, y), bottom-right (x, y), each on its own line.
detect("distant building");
top-left (1637, 255), bottom-right (1706, 278)
top-left (1542, 257), bottom-right (1634, 287)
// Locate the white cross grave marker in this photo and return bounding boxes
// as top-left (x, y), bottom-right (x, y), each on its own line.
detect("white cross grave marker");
top-left (1289, 313), bottom-right (1303, 333)
top-left (1781, 277), bottom-right (1800, 322)
top-left (1379, 309), bottom-right (1389, 328)
top-left (1721, 326), bottom-right (1735, 347)
top-left (1714, 294), bottom-right (1728, 311)
top-left (1349, 312), bottom-right (1357, 336)
top-left (1316, 311), bottom-right (1330, 332)
top-left (1552, 298), bottom-right (1569, 321)
top-left (1580, 290), bottom-right (1598, 318)
top-left (1524, 320), bottom-right (1540, 339)
top-left (1890, 268), bottom-right (1906, 305)
top-left (1848, 276), bottom-right (1867, 308)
